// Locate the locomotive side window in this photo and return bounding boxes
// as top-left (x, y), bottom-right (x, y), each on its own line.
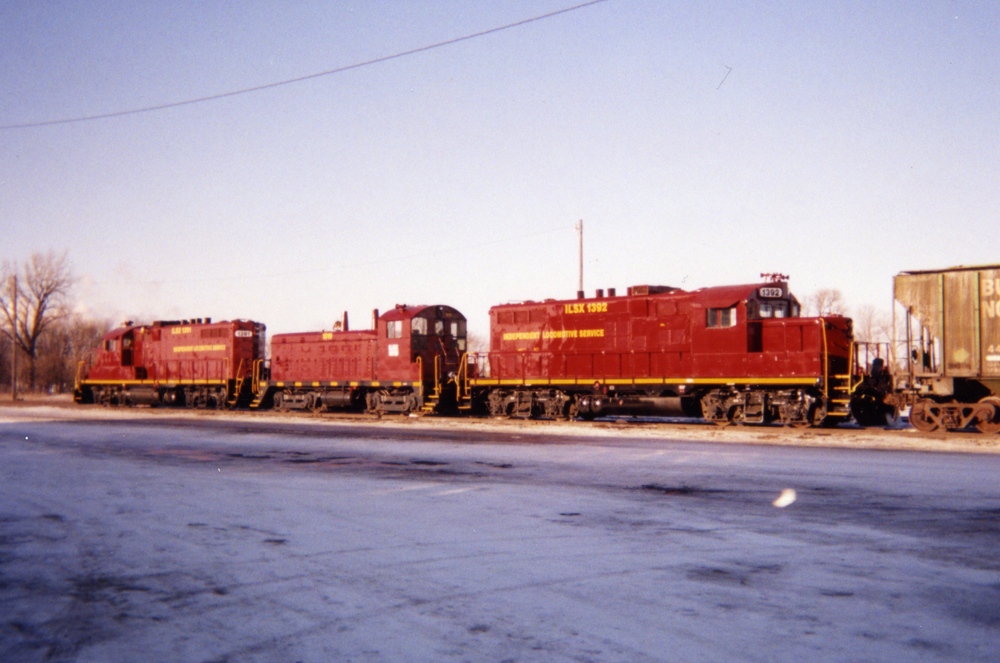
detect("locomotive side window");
top-left (387, 320), bottom-right (404, 339)
top-left (706, 307), bottom-right (737, 328)
top-left (105, 339), bottom-right (117, 352)
top-left (452, 320), bottom-right (467, 351)
top-left (435, 320), bottom-right (445, 335)
top-left (411, 318), bottom-right (427, 336)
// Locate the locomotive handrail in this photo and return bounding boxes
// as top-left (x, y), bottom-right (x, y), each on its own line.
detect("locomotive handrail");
top-left (74, 360), bottom-right (88, 392)
top-left (821, 321), bottom-right (829, 398)
top-left (456, 352), bottom-right (472, 403)
top-left (252, 359), bottom-right (264, 394)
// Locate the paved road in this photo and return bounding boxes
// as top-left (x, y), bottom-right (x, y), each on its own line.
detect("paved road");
top-left (1, 407), bottom-right (999, 662)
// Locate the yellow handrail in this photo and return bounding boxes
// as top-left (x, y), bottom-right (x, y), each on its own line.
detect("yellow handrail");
top-left (74, 360), bottom-right (88, 392)
top-left (820, 320), bottom-right (829, 398)
top-left (457, 352), bottom-right (471, 401)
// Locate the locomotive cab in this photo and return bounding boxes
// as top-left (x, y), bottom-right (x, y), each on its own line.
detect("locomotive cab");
top-left (694, 281), bottom-right (802, 355)
top-left (81, 325), bottom-right (141, 386)
top-left (744, 282), bottom-right (801, 354)
top-left (379, 304), bottom-right (467, 395)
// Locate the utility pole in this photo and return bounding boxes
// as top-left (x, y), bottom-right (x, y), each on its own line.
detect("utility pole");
top-left (10, 274), bottom-right (17, 401)
top-left (575, 220), bottom-right (584, 298)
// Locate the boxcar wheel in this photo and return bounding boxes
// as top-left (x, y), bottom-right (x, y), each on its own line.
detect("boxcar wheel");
top-left (910, 399), bottom-right (941, 432)
top-left (974, 397), bottom-right (1000, 434)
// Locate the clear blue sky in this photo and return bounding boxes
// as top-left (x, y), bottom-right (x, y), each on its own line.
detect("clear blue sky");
top-left (2, 1), bottom-right (997, 337)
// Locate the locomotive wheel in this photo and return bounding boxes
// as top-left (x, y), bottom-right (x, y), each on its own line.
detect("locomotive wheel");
top-left (700, 392), bottom-right (739, 426)
top-left (709, 405), bottom-right (741, 427)
top-left (974, 397), bottom-right (1000, 434)
top-left (308, 394), bottom-right (324, 413)
top-left (487, 390), bottom-right (510, 418)
top-left (910, 399), bottom-right (941, 432)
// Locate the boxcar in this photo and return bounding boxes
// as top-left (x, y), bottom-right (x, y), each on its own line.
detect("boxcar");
top-left (894, 264), bottom-right (1000, 432)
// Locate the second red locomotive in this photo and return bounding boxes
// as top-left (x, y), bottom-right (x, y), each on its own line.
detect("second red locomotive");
top-left (256, 304), bottom-right (468, 415)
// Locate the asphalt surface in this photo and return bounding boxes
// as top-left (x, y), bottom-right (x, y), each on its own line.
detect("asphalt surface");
top-left (1, 403), bottom-right (999, 662)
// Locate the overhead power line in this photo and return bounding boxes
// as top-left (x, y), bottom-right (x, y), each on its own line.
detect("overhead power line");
top-left (1, 0), bottom-right (609, 131)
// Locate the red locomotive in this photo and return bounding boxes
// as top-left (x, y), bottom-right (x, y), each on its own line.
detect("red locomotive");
top-left (256, 304), bottom-right (468, 414)
top-left (74, 318), bottom-right (266, 407)
top-left (465, 278), bottom-right (854, 427)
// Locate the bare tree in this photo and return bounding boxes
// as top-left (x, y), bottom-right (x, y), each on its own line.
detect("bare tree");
top-left (807, 289), bottom-right (848, 317)
top-left (0, 251), bottom-right (75, 391)
top-left (35, 314), bottom-right (111, 393)
top-left (466, 332), bottom-right (490, 377)
top-left (853, 304), bottom-right (892, 344)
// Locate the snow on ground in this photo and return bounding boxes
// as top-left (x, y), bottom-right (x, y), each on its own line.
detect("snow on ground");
top-left (1, 402), bottom-right (999, 662)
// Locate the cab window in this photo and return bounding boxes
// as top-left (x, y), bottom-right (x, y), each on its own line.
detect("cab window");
top-left (411, 318), bottom-right (427, 336)
top-left (387, 320), bottom-right (404, 339)
top-left (706, 307), bottom-right (737, 328)
top-left (750, 300), bottom-right (794, 320)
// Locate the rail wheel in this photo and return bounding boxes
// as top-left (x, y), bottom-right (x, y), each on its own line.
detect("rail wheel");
top-left (700, 392), bottom-right (741, 426)
top-left (308, 393), bottom-right (324, 413)
top-left (910, 398), bottom-right (942, 432)
top-left (974, 397), bottom-right (1000, 434)
top-left (366, 390), bottom-right (388, 415)
top-left (788, 398), bottom-right (827, 429)
top-left (487, 390), bottom-right (509, 417)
